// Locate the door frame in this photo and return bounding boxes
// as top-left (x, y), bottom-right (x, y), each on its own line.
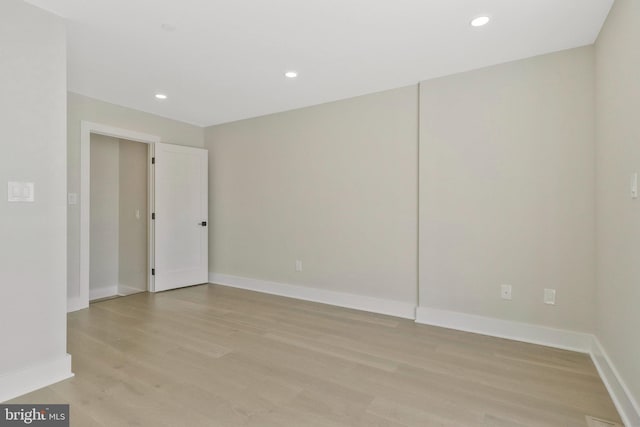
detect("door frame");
top-left (72, 121), bottom-right (159, 312)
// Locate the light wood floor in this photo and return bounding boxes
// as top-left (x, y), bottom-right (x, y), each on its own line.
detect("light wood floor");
top-left (10, 285), bottom-right (622, 426)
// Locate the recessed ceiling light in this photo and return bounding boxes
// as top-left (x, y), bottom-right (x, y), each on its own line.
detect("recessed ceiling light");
top-left (155, 93), bottom-right (168, 100)
top-left (470, 16), bottom-right (491, 27)
top-left (284, 71), bottom-right (298, 79)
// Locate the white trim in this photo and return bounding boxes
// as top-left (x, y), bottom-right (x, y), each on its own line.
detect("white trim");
top-left (415, 306), bottom-right (640, 425)
top-left (415, 306), bottom-right (592, 352)
top-left (148, 143), bottom-right (156, 292)
top-left (72, 121), bottom-right (159, 313)
top-left (206, 275), bottom-right (640, 423)
top-left (117, 284), bottom-right (145, 296)
top-left (0, 354), bottom-right (73, 403)
top-left (209, 273), bottom-right (416, 320)
top-left (590, 336), bottom-right (640, 427)
top-left (89, 286), bottom-right (118, 301)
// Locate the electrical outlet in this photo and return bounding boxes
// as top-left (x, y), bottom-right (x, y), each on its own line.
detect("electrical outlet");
top-left (501, 284), bottom-right (512, 300)
top-left (68, 192), bottom-right (78, 205)
top-left (544, 288), bottom-right (556, 305)
top-left (295, 260), bottom-right (303, 272)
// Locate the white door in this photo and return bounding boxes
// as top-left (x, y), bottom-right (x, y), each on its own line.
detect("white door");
top-left (153, 142), bottom-right (208, 292)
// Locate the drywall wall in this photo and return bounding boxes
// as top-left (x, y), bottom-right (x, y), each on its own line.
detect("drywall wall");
top-left (205, 86), bottom-right (418, 306)
top-left (595, 0), bottom-right (640, 412)
top-left (419, 46), bottom-right (596, 332)
top-left (67, 93), bottom-right (205, 303)
top-left (0, 0), bottom-right (71, 401)
top-left (118, 139), bottom-right (148, 294)
top-left (89, 135), bottom-right (120, 299)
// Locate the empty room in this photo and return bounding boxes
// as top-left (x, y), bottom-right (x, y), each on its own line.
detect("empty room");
top-left (1, 0), bottom-right (638, 426)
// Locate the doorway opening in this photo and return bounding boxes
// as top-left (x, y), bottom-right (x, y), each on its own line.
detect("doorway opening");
top-left (71, 121), bottom-right (159, 312)
top-left (89, 135), bottom-right (149, 301)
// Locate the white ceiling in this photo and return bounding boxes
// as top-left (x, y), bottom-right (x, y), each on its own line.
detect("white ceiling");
top-left (25, 0), bottom-right (613, 127)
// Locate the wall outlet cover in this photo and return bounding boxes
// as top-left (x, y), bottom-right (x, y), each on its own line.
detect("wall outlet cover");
top-left (544, 288), bottom-right (556, 305)
top-left (501, 284), bottom-right (512, 300)
top-left (68, 193), bottom-right (78, 205)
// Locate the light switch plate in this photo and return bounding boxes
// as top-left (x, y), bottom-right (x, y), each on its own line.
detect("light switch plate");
top-left (8, 181), bottom-right (34, 202)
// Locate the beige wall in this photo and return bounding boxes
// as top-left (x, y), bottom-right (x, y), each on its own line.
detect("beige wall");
top-left (205, 86), bottom-right (418, 304)
top-left (595, 0), bottom-right (640, 408)
top-left (419, 47), bottom-right (596, 332)
top-left (118, 139), bottom-right (148, 293)
top-left (90, 135), bottom-right (120, 298)
top-left (0, 0), bottom-right (69, 394)
top-left (67, 93), bottom-right (205, 301)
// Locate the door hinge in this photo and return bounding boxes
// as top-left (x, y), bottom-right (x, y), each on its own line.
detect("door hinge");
top-left (152, 157), bottom-right (155, 164)
top-left (152, 212), bottom-right (155, 220)
top-left (152, 268), bottom-right (155, 276)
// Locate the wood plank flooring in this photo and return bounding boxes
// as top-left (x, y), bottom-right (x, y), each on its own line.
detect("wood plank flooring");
top-left (9, 284), bottom-right (622, 426)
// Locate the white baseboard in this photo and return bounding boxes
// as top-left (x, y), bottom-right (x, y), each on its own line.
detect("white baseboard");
top-left (590, 336), bottom-right (640, 427)
top-left (206, 277), bottom-right (638, 423)
top-left (416, 306), bottom-right (640, 425)
top-left (209, 273), bottom-right (416, 320)
top-left (415, 306), bottom-right (592, 352)
top-left (89, 286), bottom-right (117, 301)
top-left (117, 284), bottom-right (145, 296)
top-left (0, 354), bottom-right (73, 403)
top-left (67, 296), bottom-right (88, 313)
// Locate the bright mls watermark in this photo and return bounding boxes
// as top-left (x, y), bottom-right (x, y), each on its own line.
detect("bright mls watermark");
top-left (0, 405), bottom-right (69, 426)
